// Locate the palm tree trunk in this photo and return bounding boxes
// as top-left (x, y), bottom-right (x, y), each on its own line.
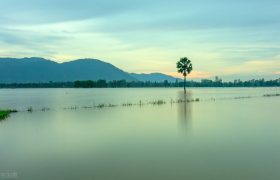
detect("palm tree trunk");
top-left (184, 76), bottom-right (186, 93)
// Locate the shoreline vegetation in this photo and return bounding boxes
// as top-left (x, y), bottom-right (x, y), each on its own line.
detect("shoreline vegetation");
top-left (0, 93), bottom-right (279, 121)
top-left (0, 78), bottom-right (279, 88)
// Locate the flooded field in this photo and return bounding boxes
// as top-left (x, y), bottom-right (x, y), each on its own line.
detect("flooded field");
top-left (0, 88), bottom-right (279, 180)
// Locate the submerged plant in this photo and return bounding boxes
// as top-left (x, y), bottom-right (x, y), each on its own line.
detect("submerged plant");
top-left (108, 104), bottom-right (118, 107)
top-left (150, 100), bottom-right (166, 105)
top-left (122, 103), bottom-right (133, 107)
top-left (82, 106), bottom-right (93, 109)
top-left (41, 107), bottom-right (51, 111)
top-left (27, 107), bottom-right (33, 112)
top-left (96, 104), bottom-right (106, 108)
top-left (263, 93), bottom-right (280, 97)
top-left (234, 96), bottom-right (251, 99)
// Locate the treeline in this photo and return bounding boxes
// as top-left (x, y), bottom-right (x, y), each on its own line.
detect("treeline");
top-left (73, 78), bottom-right (280, 88)
top-left (73, 80), bottom-right (173, 88)
top-left (0, 78), bottom-right (279, 88)
top-left (197, 78), bottom-right (280, 87)
top-left (0, 82), bottom-right (74, 88)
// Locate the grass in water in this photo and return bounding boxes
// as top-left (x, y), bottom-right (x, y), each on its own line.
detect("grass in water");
top-left (108, 104), bottom-right (118, 107)
top-left (0, 109), bottom-right (17, 121)
top-left (27, 107), bottom-right (33, 112)
top-left (150, 100), bottom-right (166, 105)
top-left (96, 104), bottom-right (106, 108)
top-left (41, 107), bottom-right (51, 111)
top-left (122, 103), bottom-right (133, 107)
top-left (263, 93), bottom-right (280, 97)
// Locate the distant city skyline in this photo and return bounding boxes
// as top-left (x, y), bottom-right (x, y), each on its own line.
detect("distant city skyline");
top-left (0, 0), bottom-right (279, 80)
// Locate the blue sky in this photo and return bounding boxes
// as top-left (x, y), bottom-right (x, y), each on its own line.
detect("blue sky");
top-left (0, 0), bottom-right (279, 80)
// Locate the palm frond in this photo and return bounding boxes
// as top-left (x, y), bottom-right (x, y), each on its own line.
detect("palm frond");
top-left (176, 57), bottom-right (193, 77)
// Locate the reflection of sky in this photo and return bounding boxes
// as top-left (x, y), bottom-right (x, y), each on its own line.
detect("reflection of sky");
top-left (1, 0), bottom-right (280, 80)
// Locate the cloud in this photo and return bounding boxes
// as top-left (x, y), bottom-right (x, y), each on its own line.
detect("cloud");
top-left (0, 0), bottom-right (280, 79)
top-left (220, 56), bottom-right (280, 76)
top-left (1, 0), bottom-right (279, 27)
top-left (0, 0), bottom-right (144, 25)
top-left (0, 27), bottom-right (67, 58)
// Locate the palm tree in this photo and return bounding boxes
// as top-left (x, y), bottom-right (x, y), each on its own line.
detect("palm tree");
top-left (176, 57), bottom-right (193, 92)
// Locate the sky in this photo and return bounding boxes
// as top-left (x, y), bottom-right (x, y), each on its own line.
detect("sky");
top-left (0, 0), bottom-right (279, 80)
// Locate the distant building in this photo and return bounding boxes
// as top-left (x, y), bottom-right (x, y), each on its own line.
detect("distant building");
top-left (201, 79), bottom-right (213, 84)
top-left (215, 76), bottom-right (222, 83)
top-left (234, 79), bottom-right (241, 84)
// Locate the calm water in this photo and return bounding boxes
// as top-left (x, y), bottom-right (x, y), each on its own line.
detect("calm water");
top-left (0, 88), bottom-right (280, 180)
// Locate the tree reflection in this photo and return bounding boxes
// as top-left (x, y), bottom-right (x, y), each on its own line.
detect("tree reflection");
top-left (178, 91), bottom-right (192, 133)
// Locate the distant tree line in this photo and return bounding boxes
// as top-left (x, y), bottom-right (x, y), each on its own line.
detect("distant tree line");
top-left (0, 78), bottom-right (279, 88)
top-left (0, 82), bottom-right (74, 88)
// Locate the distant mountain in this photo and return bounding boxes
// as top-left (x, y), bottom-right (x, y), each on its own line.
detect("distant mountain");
top-left (0, 57), bottom-right (180, 83)
top-left (0, 57), bottom-right (136, 83)
top-left (130, 73), bottom-right (181, 82)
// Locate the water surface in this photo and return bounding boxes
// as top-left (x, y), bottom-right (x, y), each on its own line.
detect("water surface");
top-left (0, 88), bottom-right (279, 180)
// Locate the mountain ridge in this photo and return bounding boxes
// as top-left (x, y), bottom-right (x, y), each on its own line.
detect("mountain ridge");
top-left (130, 72), bottom-right (181, 82)
top-left (0, 57), bottom-right (179, 83)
